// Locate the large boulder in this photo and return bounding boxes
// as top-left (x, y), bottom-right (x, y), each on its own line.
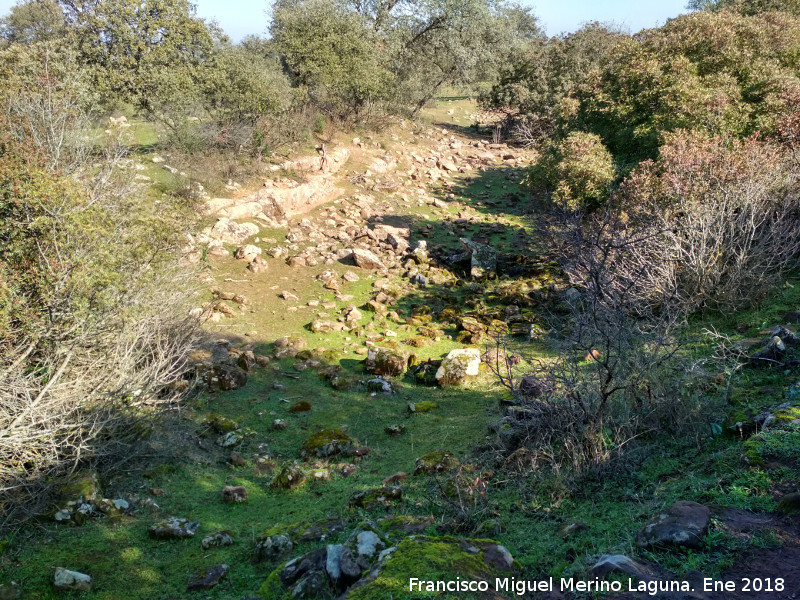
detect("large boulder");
top-left (459, 238), bottom-right (496, 279)
top-left (366, 347), bottom-right (408, 377)
top-left (637, 501), bottom-right (710, 549)
top-left (351, 248), bottom-right (386, 271)
top-left (436, 349), bottom-right (481, 386)
top-left (209, 218), bottom-right (259, 244)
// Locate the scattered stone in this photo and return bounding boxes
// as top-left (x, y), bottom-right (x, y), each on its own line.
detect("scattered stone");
top-left (148, 516), bottom-right (199, 540)
top-left (229, 451), bottom-right (248, 467)
top-left (216, 431), bottom-right (242, 448)
top-left (384, 424), bottom-right (404, 436)
top-left (273, 418), bottom-right (289, 430)
top-left (53, 568), bottom-right (92, 592)
top-left (209, 218), bottom-right (259, 245)
top-left (234, 244), bottom-right (262, 262)
top-left (366, 347), bottom-right (408, 377)
top-left (274, 336), bottom-right (306, 359)
top-left (187, 564), bottom-right (229, 592)
top-left (222, 485), bottom-right (248, 503)
top-left (382, 472), bottom-right (408, 485)
top-left (367, 377), bottom-right (393, 394)
top-left (408, 400), bottom-right (438, 413)
top-left (637, 501), bottom-right (710, 549)
top-left (271, 464), bottom-right (306, 489)
top-left (201, 531), bottom-right (235, 550)
top-left (460, 238), bottom-right (497, 279)
top-left (348, 487), bottom-right (403, 509)
top-left (208, 364), bottom-right (247, 391)
top-left (248, 256), bottom-right (269, 273)
top-left (592, 554), bottom-right (654, 579)
top-left (343, 271), bottom-right (360, 282)
top-left (253, 533), bottom-right (293, 563)
top-left (300, 429), bottom-right (357, 459)
top-left (414, 450), bottom-right (460, 475)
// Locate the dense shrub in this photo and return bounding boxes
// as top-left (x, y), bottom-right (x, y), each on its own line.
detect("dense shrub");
top-left (526, 132), bottom-right (616, 210)
top-left (0, 116), bottom-right (198, 526)
top-left (575, 10), bottom-right (800, 163)
top-left (484, 23), bottom-right (625, 145)
top-left (613, 130), bottom-right (800, 311)
top-left (271, 0), bottom-right (394, 122)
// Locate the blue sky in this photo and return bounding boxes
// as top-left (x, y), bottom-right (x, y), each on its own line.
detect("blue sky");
top-left (0, 0), bottom-right (691, 41)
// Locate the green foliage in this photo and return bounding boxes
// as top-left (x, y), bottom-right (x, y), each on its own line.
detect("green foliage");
top-left (484, 22), bottom-right (625, 141)
top-left (204, 44), bottom-right (294, 124)
top-left (526, 132), bottom-right (616, 210)
top-left (58, 0), bottom-right (217, 113)
top-left (576, 10), bottom-right (800, 162)
top-left (0, 0), bottom-right (67, 46)
top-left (271, 0), bottom-right (393, 121)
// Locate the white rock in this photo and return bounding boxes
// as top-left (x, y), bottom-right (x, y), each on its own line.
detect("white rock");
top-left (53, 568), bottom-right (92, 591)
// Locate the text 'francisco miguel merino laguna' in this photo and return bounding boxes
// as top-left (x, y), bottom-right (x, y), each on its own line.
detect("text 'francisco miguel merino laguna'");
top-left (409, 577), bottom-right (699, 597)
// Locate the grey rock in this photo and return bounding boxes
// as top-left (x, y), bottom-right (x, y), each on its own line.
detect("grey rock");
top-left (187, 564), bottom-right (229, 591)
top-left (356, 530), bottom-right (385, 558)
top-left (253, 534), bottom-right (293, 563)
top-left (592, 554), bottom-right (654, 579)
top-left (637, 501), bottom-right (710, 549)
top-left (326, 544), bottom-right (343, 580)
top-left (201, 531), bottom-right (235, 550)
top-left (53, 568), bottom-right (92, 592)
top-left (148, 516), bottom-right (199, 540)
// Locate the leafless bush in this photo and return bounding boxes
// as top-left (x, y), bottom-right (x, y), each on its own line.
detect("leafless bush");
top-left (0, 59), bottom-right (200, 528)
top-left (0, 267), bottom-right (199, 528)
top-left (426, 465), bottom-right (491, 532)
top-left (1, 43), bottom-right (93, 174)
top-left (487, 206), bottom-right (693, 478)
top-left (616, 131), bottom-right (800, 312)
top-left (509, 113), bottom-right (553, 148)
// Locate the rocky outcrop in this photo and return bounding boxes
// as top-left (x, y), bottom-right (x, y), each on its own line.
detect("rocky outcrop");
top-left (204, 148), bottom-right (350, 223)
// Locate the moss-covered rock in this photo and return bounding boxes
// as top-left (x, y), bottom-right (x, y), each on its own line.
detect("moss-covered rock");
top-left (148, 516), bottom-right (199, 540)
top-left (348, 487), bottom-right (402, 509)
top-left (346, 536), bottom-right (516, 600)
top-left (259, 518), bottom-right (345, 543)
top-left (777, 492), bottom-right (800, 514)
top-left (271, 464), bottom-right (306, 490)
top-left (366, 347), bottom-right (409, 377)
top-left (300, 429), bottom-right (358, 459)
top-left (58, 471), bottom-right (101, 503)
top-left (412, 360), bottom-right (441, 386)
top-left (377, 515), bottom-right (435, 538)
top-left (408, 400), bottom-right (438, 413)
top-left (205, 413), bottom-right (239, 434)
top-left (436, 349), bottom-right (481, 386)
top-left (414, 450), bottom-right (460, 475)
top-left (743, 427), bottom-right (800, 467)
